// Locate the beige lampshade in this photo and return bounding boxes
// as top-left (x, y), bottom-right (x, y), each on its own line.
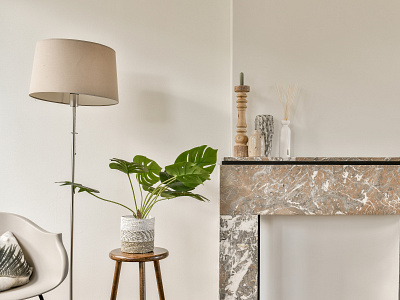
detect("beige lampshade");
top-left (29, 38), bottom-right (118, 106)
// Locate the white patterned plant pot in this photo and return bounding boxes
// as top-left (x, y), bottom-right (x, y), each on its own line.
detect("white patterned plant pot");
top-left (120, 215), bottom-right (155, 254)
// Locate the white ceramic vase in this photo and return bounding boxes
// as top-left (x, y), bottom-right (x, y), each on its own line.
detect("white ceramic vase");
top-left (279, 120), bottom-right (291, 158)
top-left (120, 215), bottom-right (155, 254)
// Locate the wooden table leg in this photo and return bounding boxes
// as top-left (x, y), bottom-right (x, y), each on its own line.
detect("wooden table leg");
top-left (110, 261), bottom-right (122, 300)
top-left (139, 262), bottom-right (146, 300)
top-left (154, 260), bottom-right (165, 300)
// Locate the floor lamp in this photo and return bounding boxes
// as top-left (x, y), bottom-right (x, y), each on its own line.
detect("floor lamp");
top-left (29, 38), bottom-right (119, 299)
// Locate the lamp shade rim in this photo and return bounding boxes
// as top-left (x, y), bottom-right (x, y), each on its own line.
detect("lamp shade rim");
top-left (37, 38), bottom-right (116, 53)
top-left (29, 92), bottom-right (119, 106)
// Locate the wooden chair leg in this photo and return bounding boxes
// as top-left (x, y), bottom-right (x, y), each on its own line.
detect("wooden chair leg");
top-left (38, 295), bottom-right (44, 300)
top-left (110, 261), bottom-right (122, 300)
top-left (154, 260), bottom-right (165, 300)
top-left (139, 262), bottom-right (146, 300)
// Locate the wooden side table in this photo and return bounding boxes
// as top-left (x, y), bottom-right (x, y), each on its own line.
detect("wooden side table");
top-left (109, 247), bottom-right (169, 300)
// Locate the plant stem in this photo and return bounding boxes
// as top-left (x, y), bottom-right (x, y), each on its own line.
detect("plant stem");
top-left (143, 197), bottom-right (172, 216)
top-left (142, 178), bottom-right (176, 218)
top-left (155, 198), bottom-right (169, 203)
top-left (141, 177), bottom-right (177, 218)
top-left (88, 192), bottom-right (136, 217)
top-left (137, 174), bottom-right (144, 211)
top-left (141, 190), bottom-right (159, 216)
top-left (127, 173), bottom-right (138, 213)
top-left (141, 181), bottom-right (165, 212)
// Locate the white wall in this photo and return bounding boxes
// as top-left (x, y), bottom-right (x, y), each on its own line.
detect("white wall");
top-left (260, 216), bottom-right (399, 300)
top-left (3, 0), bottom-right (400, 299)
top-left (233, 0), bottom-right (400, 299)
top-left (1, 1), bottom-right (230, 299)
top-left (233, 0), bottom-right (400, 157)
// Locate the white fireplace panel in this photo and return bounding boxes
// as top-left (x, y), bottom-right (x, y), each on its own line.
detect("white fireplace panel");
top-left (260, 216), bottom-right (399, 300)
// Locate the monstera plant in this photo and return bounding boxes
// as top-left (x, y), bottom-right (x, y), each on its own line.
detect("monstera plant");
top-left (59, 145), bottom-right (218, 219)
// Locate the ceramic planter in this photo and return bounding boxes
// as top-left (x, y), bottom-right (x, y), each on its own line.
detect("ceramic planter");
top-left (120, 215), bottom-right (155, 254)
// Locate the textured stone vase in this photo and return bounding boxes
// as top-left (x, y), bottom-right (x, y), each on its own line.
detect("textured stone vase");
top-left (255, 115), bottom-right (274, 157)
top-left (120, 215), bottom-right (155, 254)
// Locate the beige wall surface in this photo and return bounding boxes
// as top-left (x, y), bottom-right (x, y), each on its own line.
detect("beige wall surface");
top-left (233, 0), bottom-right (400, 299)
top-left (0, 1), bottom-right (230, 299)
top-left (233, 0), bottom-right (400, 157)
top-left (3, 0), bottom-right (400, 299)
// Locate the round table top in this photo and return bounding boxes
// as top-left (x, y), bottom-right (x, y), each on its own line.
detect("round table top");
top-left (109, 247), bottom-right (169, 262)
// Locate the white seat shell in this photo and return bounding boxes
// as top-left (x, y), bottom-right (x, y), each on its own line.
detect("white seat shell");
top-left (0, 212), bottom-right (68, 300)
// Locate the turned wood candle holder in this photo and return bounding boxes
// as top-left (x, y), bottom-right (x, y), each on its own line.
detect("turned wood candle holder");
top-left (234, 85), bottom-right (250, 157)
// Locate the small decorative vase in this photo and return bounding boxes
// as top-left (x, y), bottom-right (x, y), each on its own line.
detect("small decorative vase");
top-left (255, 115), bottom-right (274, 157)
top-left (279, 120), bottom-right (291, 158)
top-left (248, 129), bottom-right (265, 157)
top-left (120, 215), bottom-right (155, 254)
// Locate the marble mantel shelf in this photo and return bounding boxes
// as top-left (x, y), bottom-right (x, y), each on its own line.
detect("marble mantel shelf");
top-left (223, 157), bottom-right (400, 161)
top-left (221, 157), bottom-right (400, 216)
top-left (219, 157), bottom-right (400, 300)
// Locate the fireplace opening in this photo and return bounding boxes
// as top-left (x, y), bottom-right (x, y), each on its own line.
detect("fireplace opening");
top-left (259, 215), bottom-right (399, 300)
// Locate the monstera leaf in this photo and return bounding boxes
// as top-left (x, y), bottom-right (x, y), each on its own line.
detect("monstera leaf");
top-left (165, 162), bottom-right (210, 188)
top-left (133, 155), bottom-right (162, 186)
top-left (109, 158), bottom-right (148, 174)
top-left (143, 185), bottom-right (209, 202)
top-left (159, 171), bottom-right (194, 192)
top-left (175, 145), bottom-right (217, 173)
top-left (58, 145), bottom-right (218, 218)
top-left (161, 189), bottom-right (209, 202)
top-left (58, 181), bottom-right (100, 194)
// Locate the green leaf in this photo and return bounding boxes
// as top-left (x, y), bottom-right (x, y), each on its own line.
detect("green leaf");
top-left (57, 181), bottom-right (100, 194)
top-left (175, 145), bottom-right (218, 173)
top-left (133, 155), bottom-right (162, 186)
top-left (162, 189), bottom-right (209, 202)
top-left (165, 162), bottom-right (210, 188)
top-left (142, 186), bottom-right (209, 202)
top-left (109, 158), bottom-right (148, 174)
top-left (159, 171), bottom-right (194, 192)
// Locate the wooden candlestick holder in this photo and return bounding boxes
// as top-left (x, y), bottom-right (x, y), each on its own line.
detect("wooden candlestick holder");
top-left (234, 85), bottom-right (250, 157)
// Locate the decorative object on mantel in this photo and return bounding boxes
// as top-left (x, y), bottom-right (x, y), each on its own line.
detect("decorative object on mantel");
top-left (234, 72), bottom-right (250, 157)
top-left (275, 84), bottom-right (299, 159)
top-left (280, 120), bottom-right (291, 157)
top-left (29, 38), bottom-right (119, 300)
top-left (59, 145), bottom-right (217, 254)
top-left (248, 120), bottom-right (265, 157)
top-left (219, 157), bottom-right (400, 300)
top-left (255, 115), bottom-right (274, 156)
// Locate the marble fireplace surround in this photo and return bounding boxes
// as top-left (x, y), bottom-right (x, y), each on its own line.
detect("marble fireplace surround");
top-left (219, 157), bottom-right (400, 300)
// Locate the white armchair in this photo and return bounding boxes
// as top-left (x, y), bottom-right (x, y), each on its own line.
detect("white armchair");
top-left (0, 212), bottom-right (68, 300)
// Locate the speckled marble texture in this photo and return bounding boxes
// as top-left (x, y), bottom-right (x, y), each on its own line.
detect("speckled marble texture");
top-left (224, 157), bottom-right (400, 162)
top-left (220, 215), bottom-right (258, 300)
top-left (219, 158), bottom-right (400, 300)
top-left (221, 164), bottom-right (400, 216)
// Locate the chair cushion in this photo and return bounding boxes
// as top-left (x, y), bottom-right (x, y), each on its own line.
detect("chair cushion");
top-left (0, 231), bottom-right (33, 292)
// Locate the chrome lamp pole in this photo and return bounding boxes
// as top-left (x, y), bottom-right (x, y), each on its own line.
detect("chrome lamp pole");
top-left (70, 94), bottom-right (78, 299)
